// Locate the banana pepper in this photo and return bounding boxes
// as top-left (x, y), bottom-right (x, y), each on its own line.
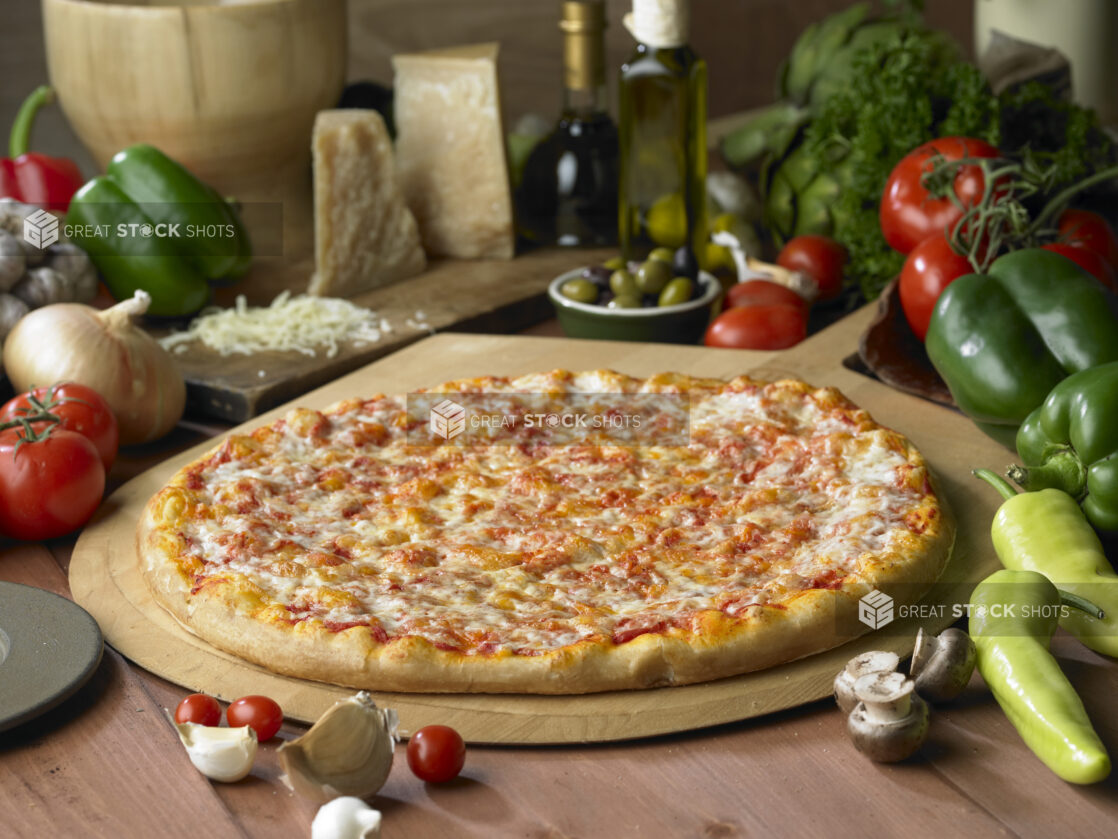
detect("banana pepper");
top-left (969, 569), bottom-right (1110, 785)
top-left (65, 144), bottom-right (251, 317)
top-left (925, 249), bottom-right (1118, 448)
top-left (1011, 361), bottom-right (1118, 532)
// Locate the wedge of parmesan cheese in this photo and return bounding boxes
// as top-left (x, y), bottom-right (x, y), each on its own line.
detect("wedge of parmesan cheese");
top-left (310, 110), bottom-right (426, 298)
top-left (392, 43), bottom-right (515, 260)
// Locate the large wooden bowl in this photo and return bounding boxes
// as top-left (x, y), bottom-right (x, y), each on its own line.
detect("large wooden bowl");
top-left (42, 0), bottom-right (347, 202)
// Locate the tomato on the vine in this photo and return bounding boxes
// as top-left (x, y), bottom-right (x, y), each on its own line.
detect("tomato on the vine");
top-left (407, 724), bottom-right (466, 783)
top-left (226, 695), bottom-right (283, 741)
top-left (1056, 208), bottom-right (1118, 273)
top-left (0, 383), bottom-right (118, 472)
top-left (881, 137), bottom-right (1002, 255)
top-left (703, 305), bottom-right (807, 350)
top-left (725, 279), bottom-right (806, 312)
top-left (175, 693), bottom-right (222, 727)
top-left (0, 425), bottom-right (105, 540)
top-left (776, 234), bottom-right (847, 300)
top-left (898, 234), bottom-right (976, 342)
top-left (1041, 243), bottom-right (1118, 292)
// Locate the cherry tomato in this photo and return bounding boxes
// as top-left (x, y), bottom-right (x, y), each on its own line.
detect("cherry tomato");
top-left (407, 724), bottom-right (466, 783)
top-left (776, 234), bottom-right (847, 300)
top-left (725, 279), bottom-right (807, 312)
top-left (1056, 208), bottom-right (1118, 271)
top-left (0, 425), bottom-right (105, 540)
top-left (226, 695), bottom-right (283, 741)
top-left (1041, 243), bottom-right (1118, 292)
top-left (881, 137), bottom-right (1002, 255)
top-left (0, 383), bottom-right (118, 472)
top-left (898, 234), bottom-right (975, 342)
top-left (703, 304), bottom-right (807, 350)
top-left (175, 693), bottom-right (222, 727)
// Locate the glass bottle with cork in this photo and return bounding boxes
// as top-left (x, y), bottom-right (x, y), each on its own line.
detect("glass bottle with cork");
top-left (516, 0), bottom-right (619, 248)
top-left (618, 0), bottom-right (707, 263)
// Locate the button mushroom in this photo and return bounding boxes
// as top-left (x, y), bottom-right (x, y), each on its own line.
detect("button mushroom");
top-left (909, 626), bottom-right (976, 703)
top-left (846, 671), bottom-right (930, 763)
top-left (833, 650), bottom-right (900, 714)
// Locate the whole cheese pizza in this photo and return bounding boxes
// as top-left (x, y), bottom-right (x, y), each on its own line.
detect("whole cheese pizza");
top-left (139, 370), bottom-right (953, 694)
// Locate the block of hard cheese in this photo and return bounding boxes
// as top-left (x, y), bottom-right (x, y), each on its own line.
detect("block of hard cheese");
top-left (309, 109), bottom-right (426, 298)
top-left (392, 43), bottom-right (515, 260)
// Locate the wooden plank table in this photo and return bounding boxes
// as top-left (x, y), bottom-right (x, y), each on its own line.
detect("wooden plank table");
top-left (2, 309), bottom-right (1118, 838)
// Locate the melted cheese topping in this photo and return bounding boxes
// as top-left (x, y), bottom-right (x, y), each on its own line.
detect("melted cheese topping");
top-left (164, 372), bottom-right (936, 655)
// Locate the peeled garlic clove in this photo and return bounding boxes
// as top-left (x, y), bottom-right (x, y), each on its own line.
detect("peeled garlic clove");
top-left (278, 691), bottom-right (397, 803)
top-left (312, 796), bottom-right (382, 839)
top-left (170, 718), bottom-right (258, 782)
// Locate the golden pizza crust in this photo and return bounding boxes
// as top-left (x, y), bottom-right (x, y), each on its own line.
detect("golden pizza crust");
top-left (137, 370), bottom-right (955, 694)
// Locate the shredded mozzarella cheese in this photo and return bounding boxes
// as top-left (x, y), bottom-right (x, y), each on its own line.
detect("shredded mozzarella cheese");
top-left (159, 292), bottom-right (387, 358)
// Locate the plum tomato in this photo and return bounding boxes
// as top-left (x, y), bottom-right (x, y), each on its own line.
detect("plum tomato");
top-left (898, 233), bottom-right (975, 342)
top-left (174, 693), bottom-right (223, 727)
top-left (226, 695), bottom-right (284, 741)
top-left (776, 235), bottom-right (847, 301)
top-left (725, 279), bottom-right (807, 312)
top-left (1058, 208), bottom-right (1118, 271)
top-left (407, 724), bottom-right (466, 783)
top-left (703, 304), bottom-right (807, 350)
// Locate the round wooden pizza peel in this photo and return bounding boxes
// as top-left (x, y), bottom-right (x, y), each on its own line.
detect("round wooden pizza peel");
top-left (69, 460), bottom-right (976, 745)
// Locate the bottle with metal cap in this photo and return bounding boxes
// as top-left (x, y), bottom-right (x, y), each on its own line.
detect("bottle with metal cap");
top-left (618, 0), bottom-right (707, 262)
top-left (516, 0), bottom-right (619, 247)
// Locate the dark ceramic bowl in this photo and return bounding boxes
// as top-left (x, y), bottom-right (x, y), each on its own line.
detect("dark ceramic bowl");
top-left (548, 269), bottom-right (722, 344)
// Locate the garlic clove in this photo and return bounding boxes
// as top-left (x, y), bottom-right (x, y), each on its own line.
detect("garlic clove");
top-left (311, 796), bottom-right (382, 839)
top-left (170, 717), bottom-right (258, 782)
top-left (278, 691), bottom-right (398, 803)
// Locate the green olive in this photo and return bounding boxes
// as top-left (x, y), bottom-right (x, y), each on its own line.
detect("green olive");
top-left (635, 259), bottom-right (671, 295)
top-left (561, 277), bottom-right (600, 304)
top-left (608, 294), bottom-right (643, 309)
top-left (609, 269), bottom-right (639, 297)
top-left (603, 256), bottom-right (626, 271)
top-left (658, 277), bottom-right (694, 307)
top-left (648, 247), bottom-right (675, 264)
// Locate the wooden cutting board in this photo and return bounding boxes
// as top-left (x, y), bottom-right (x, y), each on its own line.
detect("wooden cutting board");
top-left (69, 307), bottom-right (1008, 743)
top-left (163, 246), bottom-right (614, 423)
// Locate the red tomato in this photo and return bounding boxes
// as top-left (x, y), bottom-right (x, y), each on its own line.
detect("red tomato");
top-left (175, 693), bottom-right (222, 727)
top-left (703, 305), bottom-right (807, 350)
top-left (1057, 208), bottom-right (1118, 271)
top-left (0, 383), bottom-right (118, 472)
top-left (407, 724), bottom-right (466, 783)
top-left (0, 426), bottom-right (105, 540)
top-left (898, 234), bottom-right (976, 342)
top-left (881, 137), bottom-right (1002, 255)
top-left (725, 279), bottom-right (807, 312)
top-left (226, 695), bottom-right (283, 741)
top-left (776, 235), bottom-right (847, 300)
top-left (1041, 243), bottom-right (1118, 292)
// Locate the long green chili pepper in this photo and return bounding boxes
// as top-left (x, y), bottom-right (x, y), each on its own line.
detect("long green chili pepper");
top-left (974, 468), bottom-right (1118, 657)
top-left (970, 569), bottom-right (1110, 784)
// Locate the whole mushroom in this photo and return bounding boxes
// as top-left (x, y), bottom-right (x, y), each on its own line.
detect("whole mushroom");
top-left (909, 626), bottom-right (976, 703)
top-left (833, 650), bottom-right (900, 714)
top-left (846, 671), bottom-right (930, 763)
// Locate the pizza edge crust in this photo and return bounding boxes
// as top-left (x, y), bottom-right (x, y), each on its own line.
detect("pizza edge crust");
top-left (136, 371), bottom-right (955, 695)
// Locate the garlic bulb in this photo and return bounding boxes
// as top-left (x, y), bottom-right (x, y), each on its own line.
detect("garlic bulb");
top-left (171, 719), bottom-right (258, 782)
top-left (278, 691), bottom-right (397, 803)
top-left (312, 797), bottom-right (382, 839)
top-left (3, 290), bottom-right (186, 445)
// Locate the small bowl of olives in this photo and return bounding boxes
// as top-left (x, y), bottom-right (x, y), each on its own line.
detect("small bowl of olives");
top-left (548, 248), bottom-right (722, 344)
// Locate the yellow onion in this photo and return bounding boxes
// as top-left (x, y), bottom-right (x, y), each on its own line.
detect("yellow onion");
top-left (3, 290), bottom-right (185, 444)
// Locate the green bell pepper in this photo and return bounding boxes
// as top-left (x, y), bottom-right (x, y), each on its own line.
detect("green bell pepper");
top-left (925, 249), bottom-right (1118, 448)
top-left (65, 144), bottom-right (251, 317)
top-left (1010, 361), bottom-right (1118, 532)
top-left (975, 469), bottom-right (1118, 656)
top-left (970, 569), bottom-right (1110, 785)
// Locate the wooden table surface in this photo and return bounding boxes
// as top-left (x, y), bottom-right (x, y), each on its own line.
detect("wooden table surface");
top-left (3, 310), bottom-right (1118, 839)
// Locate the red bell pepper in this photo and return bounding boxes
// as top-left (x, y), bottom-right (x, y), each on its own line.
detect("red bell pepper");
top-left (0, 86), bottom-right (84, 212)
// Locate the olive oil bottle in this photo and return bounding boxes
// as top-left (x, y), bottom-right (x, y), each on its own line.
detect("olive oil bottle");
top-left (618, 0), bottom-right (707, 261)
top-left (517, 0), bottom-right (619, 247)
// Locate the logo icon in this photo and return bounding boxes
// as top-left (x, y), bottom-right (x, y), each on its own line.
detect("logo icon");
top-left (429, 399), bottom-right (466, 440)
top-left (23, 208), bottom-right (59, 250)
top-left (858, 589), bottom-right (894, 630)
